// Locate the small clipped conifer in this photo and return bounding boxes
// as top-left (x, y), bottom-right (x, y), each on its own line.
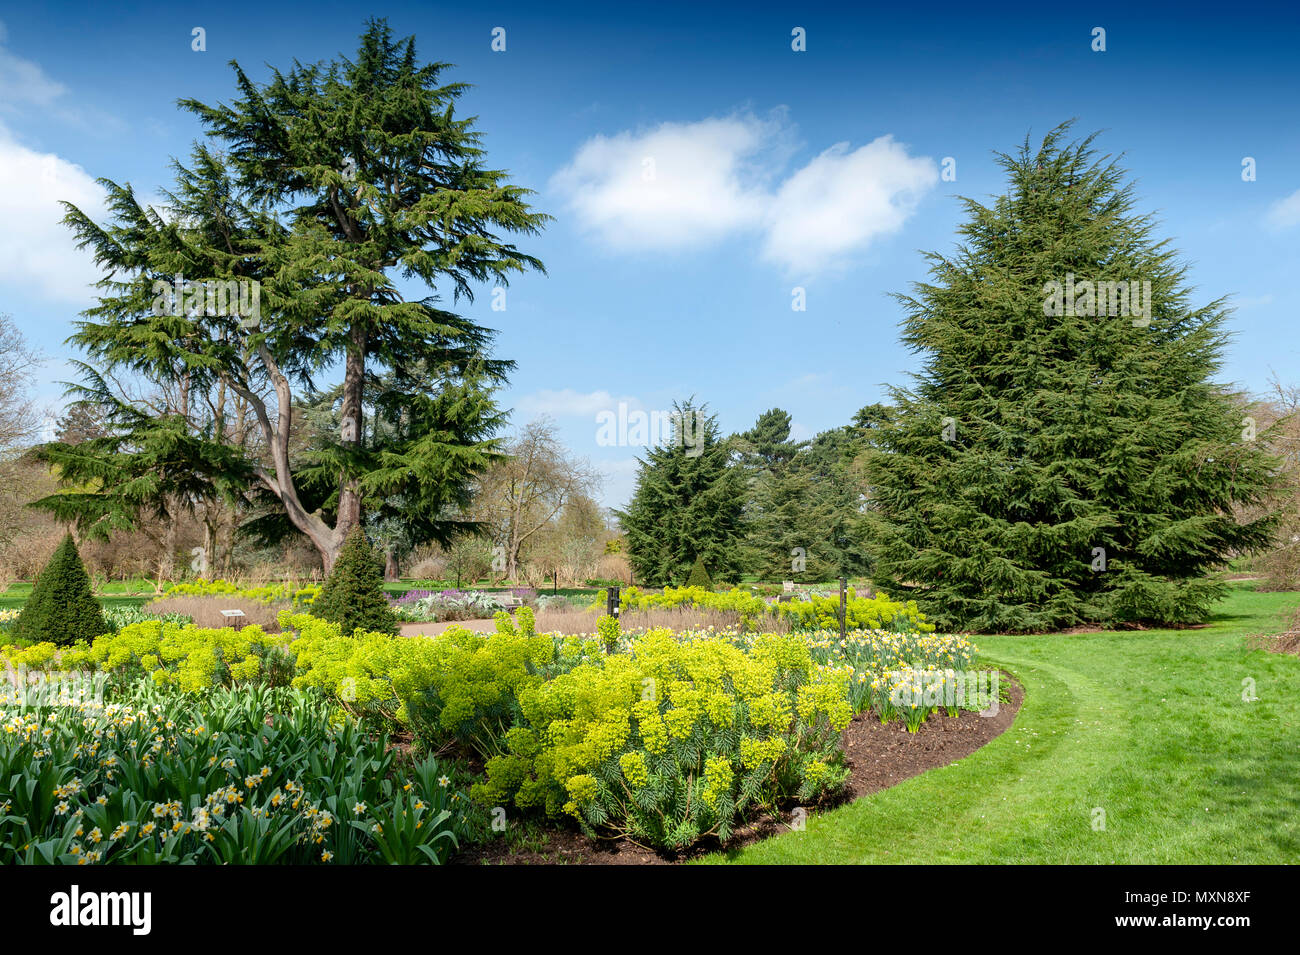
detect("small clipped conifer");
top-left (685, 555), bottom-right (714, 590)
top-left (14, 534), bottom-right (108, 646)
top-left (312, 526), bottom-right (399, 635)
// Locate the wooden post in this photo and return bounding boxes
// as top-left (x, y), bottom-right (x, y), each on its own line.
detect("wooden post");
top-left (839, 577), bottom-right (847, 641)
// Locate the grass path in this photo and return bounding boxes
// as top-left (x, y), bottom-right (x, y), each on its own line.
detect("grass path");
top-left (712, 585), bottom-right (1300, 864)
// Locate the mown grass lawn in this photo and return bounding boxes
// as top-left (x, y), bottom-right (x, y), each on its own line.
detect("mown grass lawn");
top-left (0, 583), bottom-right (148, 613)
top-left (710, 584), bottom-right (1300, 864)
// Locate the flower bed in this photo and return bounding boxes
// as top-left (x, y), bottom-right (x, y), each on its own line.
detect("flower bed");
top-left (163, 578), bottom-right (320, 607)
top-left (390, 588), bottom-right (507, 623)
top-left (0, 682), bottom-right (469, 865)
top-left (606, 585), bottom-right (933, 634)
top-left (1, 607), bottom-right (997, 855)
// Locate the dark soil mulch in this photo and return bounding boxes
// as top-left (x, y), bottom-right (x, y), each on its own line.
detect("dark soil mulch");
top-left (452, 671), bottom-right (1023, 865)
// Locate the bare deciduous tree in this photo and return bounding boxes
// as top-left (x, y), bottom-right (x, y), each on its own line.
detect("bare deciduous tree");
top-left (471, 417), bottom-right (601, 582)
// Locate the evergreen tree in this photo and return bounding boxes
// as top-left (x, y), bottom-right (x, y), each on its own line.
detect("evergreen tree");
top-left (311, 525), bottom-right (399, 635)
top-left (49, 20), bottom-right (544, 572)
top-left (14, 534), bottom-right (108, 646)
top-left (790, 423), bottom-right (875, 580)
top-left (685, 555), bottom-right (714, 589)
top-left (866, 124), bottom-right (1280, 632)
top-left (735, 409), bottom-right (806, 475)
top-left (734, 409), bottom-right (804, 577)
top-left (617, 401), bottom-right (746, 586)
top-left (738, 407), bottom-right (880, 582)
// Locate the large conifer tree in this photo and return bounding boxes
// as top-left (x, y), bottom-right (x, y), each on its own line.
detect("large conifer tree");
top-left (617, 402), bottom-right (746, 586)
top-left (865, 125), bottom-right (1279, 632)
top-left (735, 408), bottom-right (876, 582)
top-left (46, 20), bottom-right (545, 572)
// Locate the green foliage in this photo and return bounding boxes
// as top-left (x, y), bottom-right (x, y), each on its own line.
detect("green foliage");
top-left (0, 683), bottom-right (468, 865)
top-left (283, 611), bottom-right (596, 760)
top-left (49, 19), bottom-right (547, 564)
top-left (865, 124), bottom-right (1281, 631)
top-left (620, 585), bottom-right (769, 627)
top-left (471, 630), bottom-right (853, 849)
top-left (733, 408), bottom-right (877, 581)
top-left (775, 590), bottom-right (933, 633)
top-left (597, 613), bottom-right (620, 652)
top-left (13, 535), bottom-right (108, 647)
top-left (391, 589), bottom-right (503, 623)
top-left (617, 400), bottom-right (747, 586)
top-left (515, 606), bottom-right (536, 638)
top-left (2, 620), bottom-right (296, 693)
top-left (163, 579), bottom-right (320, 607)
top-left (289, 610), bottom-right (872, 850)
top-left (614, 584), bottom-right (931, 634)
top-left (102, 606), bottom-right (193, 632)
top-left (685, 556), bottom-right (713, 589)
top-left (312, 528), bottom-right (399, 636)
top-left (32, 402), bottom-right (254, 544)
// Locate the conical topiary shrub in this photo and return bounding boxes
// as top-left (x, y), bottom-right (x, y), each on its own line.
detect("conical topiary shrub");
top-left (685, 555), bottom-right (713, 590)
top-left (312, 526), bottom-right (399, 635)
top-left (14, 533), bottom-right (108, 647)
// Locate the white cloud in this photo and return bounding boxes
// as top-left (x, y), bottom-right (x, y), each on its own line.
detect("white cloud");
top-left (550, 114), bottom-right (779, 250)
top-left (0, 22), bottom-right (116, 304)
top-left (1265, 189), bottom-right (1300, 229)
top-left (0, 125), bottom-right (106, 304)
top-left (515, 388), bottom-right (640, 419)
top-left (761, 137), bottom-right (937, 274)
top-left (0, 21), bottom-right (67, 111)
top-left (551, 113), bottom-right (936, 274)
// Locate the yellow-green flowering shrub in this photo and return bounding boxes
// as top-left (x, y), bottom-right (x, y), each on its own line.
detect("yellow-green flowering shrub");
top-left (471, 628), bottom-right (852, 849)
top-left (281, 612), bottom-right (856, 850)
top-left (776, 589), bottom-right (933, 633)
top-left (609, 585), bottom-right (770, 627)
top-left (605, 584), bottom-right (931, 634)
top-left (2, 621), bottom-right (296, 692)
top-left (596, 612), bottom-right (620, 651)
top-left (283, 611), bottom-right (598, 758)
top-left (163, 578), bottom-right (319, 607)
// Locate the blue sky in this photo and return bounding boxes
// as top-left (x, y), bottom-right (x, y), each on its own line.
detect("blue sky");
top-left (2, 1), bottom-right (1298, 507)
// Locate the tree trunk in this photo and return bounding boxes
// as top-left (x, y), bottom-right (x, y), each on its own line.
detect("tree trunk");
top-left (202, 516), bottom-right (216, 578)
top-left (335, 324), bottom-right (366, 546)
top-left (236, 341), bottom-right (341, 574)
top-left (219, 504), bottom-right (236, 576)
top-left (322, 536), bottom-right (344, 575)
top-left (384, 548), bottom-right (398, 582)
top-left (161, 498), bottom-right (178, 580)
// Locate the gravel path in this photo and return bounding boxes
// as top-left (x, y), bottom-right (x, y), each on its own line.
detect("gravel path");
top-left (398, 618), bottom-right (499, 637)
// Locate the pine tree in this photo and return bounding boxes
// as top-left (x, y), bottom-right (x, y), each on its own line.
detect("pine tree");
top-left (312, 526), bottom-right (399, 635)
top-left (735, 409), bottom-right (806, 475)
top-left (14, 534), bottom-right (108, 646)
top-left (865, 124), bottom-right (1280, 632)
top-left (617, 401), bottom-right (746, 586)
